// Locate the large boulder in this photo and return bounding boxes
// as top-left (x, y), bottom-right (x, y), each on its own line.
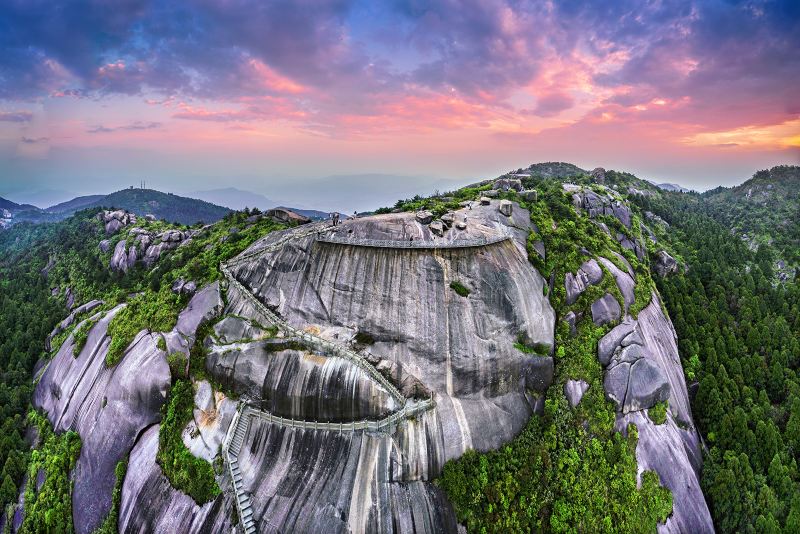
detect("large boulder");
top-left (110, 240), bottom-right (132, 272)
top-left (175, 282), bottom-right (223, 342)
top-left (564, 379), bottom-right (589, 408)
top-left (598, 257), bottom-right (635, 311)
top-left (590, 167), bottom-right (606, 183)
top-left (520, 189), bottom-right (538, 202)
top-left (498, 199), bottom-right (513, 216)
top-left (430, 220), bottom-right (445, 236)
top-left (604, 345), bottom-right (670, 413)
top-left (654, 250), bottom-right (679, 277)
top-left (565, 259), bottom-right (603, 305)
top-left (415, 210), bottom-right (433, 225)
top-left (493, 178), bottom-right (523, 192)
top-left (597, 319), bottom-right (636, 366)
top-left (591, 293), bottom-right (621, 325)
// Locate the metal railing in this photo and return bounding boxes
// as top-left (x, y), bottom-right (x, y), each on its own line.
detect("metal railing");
top-left (221, 271), bottom-right (405, 405)
top-left (220, 220), bottom-right (491, 532)
top-left (316, 231), bottom-right (511, 249)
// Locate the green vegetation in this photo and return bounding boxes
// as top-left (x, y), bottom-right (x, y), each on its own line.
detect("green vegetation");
top-left (631, 180), bottom-right (800, 532)
top-left (649, 401), bottom-right (668, 425)
top-left (19, 411), bottom-right (82, 534)
top-left (106, 287), bottom-right (184, 366)
top-left (157, 380), bottom-right (220, 504)
top-left (449, 280), bottom-right (471, 297)
top-left (93, 457), bottom-right (128, 534)
top-left (167, 351), bottom-right (189, 380)
top-left (375, 184), bottom-right (490, 216)
top-left (72, 317), bottom-right (98, 357)
top-left (0, 205), bottom-right (282, 516)
top-left (438, 171), bottom-right (672, 532)
top-left (704, 165), bottom-right (799, 269)
top-left (513, 334), bottom-right (551, 357)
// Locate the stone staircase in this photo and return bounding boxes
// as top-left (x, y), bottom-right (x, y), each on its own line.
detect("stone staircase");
top-left (219, 221), bottom-right (514, 531)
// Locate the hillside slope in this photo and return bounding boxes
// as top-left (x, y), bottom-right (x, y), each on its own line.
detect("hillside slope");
top-left (4, 161), bottom-right (798, 533)
top-left (704, 165), bottom-right (799, 269)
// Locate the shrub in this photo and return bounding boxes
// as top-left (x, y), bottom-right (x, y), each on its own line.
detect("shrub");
top-left (649, 401), bottom-right (668, 425)
top-left (354, 331), bottom-right (375, 345)
top-left (449, 280), bottom-right (470, 297)
top-left (20, 411), bottom-right (82, 534)
top-left (157, 380), bottom-right (220, 504)
top-left (72, 317), bottom-right (97, 357)
top-left (106, 287), bottom-right (183, 366)
top-left (167, 351), bottom-right (188, 380)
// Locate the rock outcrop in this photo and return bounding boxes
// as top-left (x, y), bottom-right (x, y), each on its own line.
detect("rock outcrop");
top-left (654, 250), bottom-right (679, 277)
top-left (33, 306), bottom-right (171, 534)
top-left (567, 185), bottom-right (632, 228)
top-left (32, 284), bottom-right (225, 534)
top-left (119, 425), bottom-right (234, 532)
top-left (565, 259), bottom-right (603, 305)
top-left (109, 227), bottom-right (197, 273)
top-left (219, 200), bottom-right (555, 531)
top-left (44, 299), bottom-right (103, 352)
top-left (598, 294), bottom-right (713, 533)
top-left (564, 379), bottom-right (589, 408)
top-left (99, 210), bottom-right (136, 235)
top-left (591, 293), bottom-right (621, 325)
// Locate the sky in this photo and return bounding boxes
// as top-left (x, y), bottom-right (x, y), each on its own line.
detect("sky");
top-left (0, 0), bottom-right (798, 211)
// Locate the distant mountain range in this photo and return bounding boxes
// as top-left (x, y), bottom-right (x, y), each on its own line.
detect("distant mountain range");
top-left (0, 187), bottom-right (337, 227)
top-left (655, 183), bottom-right (691, 193)
top-left (1, 188), bottom-right (231, 226)
top-left (190, 187), bottom-right (278, 211)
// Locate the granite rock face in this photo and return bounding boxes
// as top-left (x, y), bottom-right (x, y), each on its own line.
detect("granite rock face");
top-left (33, 306), bottom-right (171, 534)
top-left (604, 345), bottom-right (670, 413)
top-left (31, 284), bottom-right (226, 534)
top-left (221, 201), bottom-right (555, 531)
top-left (205, 339), bottom-right (398, 421)
top-left (598, 293), bottom-right (713, 533)
top-left (229, 202), bottom-right (555, 459)
top-left (119, 425), bottom-right (233, 533)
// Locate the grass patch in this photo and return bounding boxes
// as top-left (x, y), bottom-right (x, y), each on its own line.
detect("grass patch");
top-left (167, 351), bottom-right (188, 381)
top-left (157, 380), bottom-right (220, 504)
top-left (72, 317), bottom-right (98, 357)
top-left (649, 401), bottom-right (668, 425)
top-left (106, 287), bottom-right (184, 366)
top-left (513, 334), bottom-right (551, 356)
top-left (449, 280), bottom-right (471, 297)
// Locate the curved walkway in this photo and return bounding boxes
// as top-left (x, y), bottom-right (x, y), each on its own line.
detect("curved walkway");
top-left (219, 221), bottom-right (507, 532)
top-left (317, 231), bottom-right (511, 249)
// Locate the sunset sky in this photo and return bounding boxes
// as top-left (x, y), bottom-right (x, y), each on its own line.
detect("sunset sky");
top-left (1, 0), bottom-right (798, 211)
